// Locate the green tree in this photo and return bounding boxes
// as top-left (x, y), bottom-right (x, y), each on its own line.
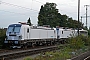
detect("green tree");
top-left (27, 17), bottom-right (31, 26)
top-left (38, 2), bottom-right (60, 27)
top-left (59, 15), bottom-right (68, 27)
top-left (38, 2), bottom-right (84, 28)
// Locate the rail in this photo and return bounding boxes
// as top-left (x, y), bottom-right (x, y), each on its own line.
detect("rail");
top-left (0, 46), bottom-right (57, 60)
top-left (84, 56), bottom-right (90, 60)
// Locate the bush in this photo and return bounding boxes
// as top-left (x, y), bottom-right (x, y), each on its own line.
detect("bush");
top-left (68, 36), bottom-right (85, 49)
top-left (24, 57), bottom-right (33, 60)
top-left (0, 28), bottom-right (6, 49)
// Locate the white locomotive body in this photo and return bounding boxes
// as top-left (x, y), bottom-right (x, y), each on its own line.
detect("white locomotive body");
top-left (4, 23), bottom-right (57, 48)
top-left (58, 28), bottom-right (77, 39)
top-left (4, 23), bottom-right (88, 48)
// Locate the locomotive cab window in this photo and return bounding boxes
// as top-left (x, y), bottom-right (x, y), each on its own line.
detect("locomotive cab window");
top-left (62, 31), bottom-right (63, 34)
top-left (27, 28), bottom-right (29, 33)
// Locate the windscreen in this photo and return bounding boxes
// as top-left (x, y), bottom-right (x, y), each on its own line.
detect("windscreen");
top-left (7, 27), bottom-right (21, 33)
top-left (7, 27), bottom-right (14, 32)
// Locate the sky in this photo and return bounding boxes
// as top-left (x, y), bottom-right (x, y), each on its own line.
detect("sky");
top-left (0, 0), bottom-right (90, 28)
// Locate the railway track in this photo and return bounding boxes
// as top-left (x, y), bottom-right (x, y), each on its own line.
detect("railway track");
top-left (0, 49), bottom-right (9, 54)
top-left (0, 48), bottom-right (30, 54)
top-left (84, 56), bottom-right (90, 60)
top-left (0, 45), bottom-right (55, 54)
top-left (0, 46), bottom-right (57, 60)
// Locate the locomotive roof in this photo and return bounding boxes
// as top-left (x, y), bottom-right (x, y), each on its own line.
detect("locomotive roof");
top-left (9, 24), bottom-right (22, 27)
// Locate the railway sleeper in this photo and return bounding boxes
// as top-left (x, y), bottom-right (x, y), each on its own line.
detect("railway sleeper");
top-left (0, 46), bottom-right (57, 60)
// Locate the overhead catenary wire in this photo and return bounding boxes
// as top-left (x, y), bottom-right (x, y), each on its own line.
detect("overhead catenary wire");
top-left (0, 1), bottom-right (38, 12)
top-left (1, 0), bottom-right (88, 20)
top-left (0, 0), bottom-right (80, 15)
top-left (0, 10), bottom-right (26, 15)
top-left (33, 0), bottom-right (44, 4)
top-left (0, 0), bottom-right (46, 19)
top-left (0, 0), bottom-right (89, 28)
top-left (0, 10), bottom-right (37, 17)
top-left (0, 1), bottom-right (38, 17)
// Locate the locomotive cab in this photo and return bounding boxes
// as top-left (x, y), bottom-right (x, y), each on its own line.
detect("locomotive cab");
top-left (4, 24), bottom-right (22, 48)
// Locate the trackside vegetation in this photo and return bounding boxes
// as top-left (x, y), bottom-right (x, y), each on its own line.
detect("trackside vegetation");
top-left (24, 35), bottom-right (90, 60)
top-left (0, 28), bottom-right (6, 48)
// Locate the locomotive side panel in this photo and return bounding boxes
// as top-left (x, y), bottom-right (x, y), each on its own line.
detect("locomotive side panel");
top-left (30, 29), bottom-right (40, 39)
top-left (30, 28), bottom-right (55, 39)
top-left (59, 29), bottom-right (77, 39)
top-left (40, 29), bottom-right (48, 39)
top-left (61, 30), bottom-right (73, 38)
top-left (47, 29), bottom-right (55, 39)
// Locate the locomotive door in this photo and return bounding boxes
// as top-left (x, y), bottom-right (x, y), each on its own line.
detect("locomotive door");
top-left (27, 28), bottom-right (29, 39)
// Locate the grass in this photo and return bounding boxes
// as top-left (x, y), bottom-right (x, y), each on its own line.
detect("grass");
top-left (24, 36), bottom-right (90, 60)
top-left (24, 45), bottom-right (89, 60)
